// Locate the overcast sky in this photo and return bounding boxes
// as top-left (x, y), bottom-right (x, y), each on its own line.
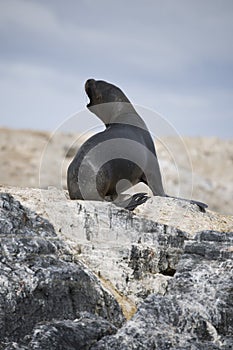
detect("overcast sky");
top-left (0, 0), bottom-right (233, 138)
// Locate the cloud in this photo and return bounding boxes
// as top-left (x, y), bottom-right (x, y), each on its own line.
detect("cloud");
top-left (0, 0), bottom-right (232, 137)
top-left (1, 0), bottom-right (233, 77)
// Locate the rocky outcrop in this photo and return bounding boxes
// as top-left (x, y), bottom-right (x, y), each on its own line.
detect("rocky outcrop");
top-left (0, 193), bottom-right (124, 349)
top-left (92, 231), bottom-right (233, 349)
top-left (2, 187), bottom-right (232, 311)
top-left (4, 313), bottom-right (117, 350)
top-left (1, 189), bottom-right (232, 349)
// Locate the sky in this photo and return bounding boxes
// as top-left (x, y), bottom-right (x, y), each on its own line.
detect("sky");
top-left (0, 0), bottom-right (233, 138)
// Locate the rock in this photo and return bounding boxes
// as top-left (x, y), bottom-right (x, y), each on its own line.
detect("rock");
top-left (0, 193), bottom-right (124, 348)
top-left (0, 188), bottom-right (193, 312)
top-left (92, 230), bottom-right (233, 350)
top-left (1, 187), bottom-right (232, 315)
top-left (134, 196), bottom-right (233, 234)
top-left (1, 189), bottom-right (232, 349)
top-left (4, 312), bottom-right (117, 350)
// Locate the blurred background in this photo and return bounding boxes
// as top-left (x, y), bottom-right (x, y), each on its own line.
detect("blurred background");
top-left (0, 0), bottom-right (232, 214)
top-left (0, 0), bottom-right (233, 136)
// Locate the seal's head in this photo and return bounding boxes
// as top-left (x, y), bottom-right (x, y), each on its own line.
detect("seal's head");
top-left (85, 79), bottom-right (130, 107)
top-left (85, 79), bottom-right (136, 125)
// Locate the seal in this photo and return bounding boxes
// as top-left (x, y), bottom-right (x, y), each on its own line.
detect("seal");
top-left (67, 79), bottom-right (207, 211)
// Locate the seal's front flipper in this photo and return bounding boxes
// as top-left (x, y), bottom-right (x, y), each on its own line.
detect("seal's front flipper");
top-left (125, 193), bottom-right (149, 211)
top-left (189, 199), bottom-right (208, 213)
top-left (114, 193), bottom-right (149, 211)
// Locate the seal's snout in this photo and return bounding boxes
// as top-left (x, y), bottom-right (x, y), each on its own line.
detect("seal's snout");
top-left (85, 79), bottom-right (96, 107)
top-left (85, 79), bottom-right (95, 92)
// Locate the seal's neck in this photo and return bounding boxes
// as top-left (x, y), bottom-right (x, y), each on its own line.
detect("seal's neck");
top-left (109, 112), bottom-right (148, 131)
top-left (88, 102), bottom-right (148, 131)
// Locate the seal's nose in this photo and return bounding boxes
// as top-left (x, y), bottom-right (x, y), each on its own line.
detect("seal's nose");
top-left (85, 79), bottom-right (95, 92)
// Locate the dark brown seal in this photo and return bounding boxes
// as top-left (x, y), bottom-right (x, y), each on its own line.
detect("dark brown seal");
top-left (67, 79), bottom-right (207, 211)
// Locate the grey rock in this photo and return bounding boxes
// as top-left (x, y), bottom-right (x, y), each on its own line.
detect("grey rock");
top-left (3, 187), bottom-right (232, 311)
top-left (1, 191), bottom-right (232, 350)
top-left (4, 312), bottom-right (117, 350)
top-left (63, 198), bottom-right (189, 305)
top-left (3, 344), bottom-right (27, 350)
top-left (92, 231), bottom-right (233, 349)
top-left (0, 193), bottom-right (124, 348)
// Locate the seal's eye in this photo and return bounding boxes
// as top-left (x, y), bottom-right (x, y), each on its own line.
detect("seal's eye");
top-left (95, 94), bottom-right (102, 103)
